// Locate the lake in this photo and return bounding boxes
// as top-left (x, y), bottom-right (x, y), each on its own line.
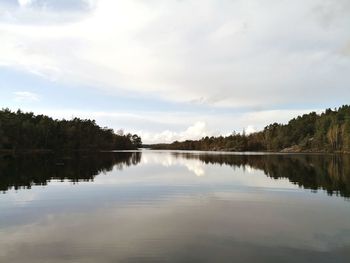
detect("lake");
top-left (1, 150), bottom-right (350, 262)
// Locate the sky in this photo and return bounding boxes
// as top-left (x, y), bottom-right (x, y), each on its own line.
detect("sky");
top-left (0, 0), bottom-right (349, 143)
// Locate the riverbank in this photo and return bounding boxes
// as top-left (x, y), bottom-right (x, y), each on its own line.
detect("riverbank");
top-left (0, 148), bottom-right (137, 156)
top-left (147, 146), bottom-right (350, 154)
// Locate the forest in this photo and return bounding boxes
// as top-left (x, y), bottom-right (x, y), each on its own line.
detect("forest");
top-left (0, 109), bottom-right (142, 151)
top-left (151, 105), bottom-right (350, 153)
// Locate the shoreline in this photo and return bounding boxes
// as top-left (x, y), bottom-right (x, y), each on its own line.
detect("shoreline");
top-left (0, 149), bottom-right (137, 155)
top-left (1, 148), bottom-right (349, 155)
top-left (147, 148), bottom-right (350, 155)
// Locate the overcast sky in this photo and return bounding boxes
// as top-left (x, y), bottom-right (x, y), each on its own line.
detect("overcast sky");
top-left (0, 0), bottom-right (349, 143)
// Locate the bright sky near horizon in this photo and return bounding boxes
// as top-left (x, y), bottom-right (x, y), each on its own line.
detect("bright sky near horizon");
top-left (0, 0), bottom-right (349, 143)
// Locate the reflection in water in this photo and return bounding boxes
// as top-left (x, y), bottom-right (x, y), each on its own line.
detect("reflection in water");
top-left (0, 151), bottom-right (350, 263)
top-left (172, 152), bottom-right (350, 198)
top-left (0, 152), bottom-right (141, 192)
top-left (2, 151), bottom-right (349, 198)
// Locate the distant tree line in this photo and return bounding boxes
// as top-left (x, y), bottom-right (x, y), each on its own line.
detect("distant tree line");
top-left (152, 105), bottom-right (350, 153)
top-left (0, 109), bottom-right (142, 151)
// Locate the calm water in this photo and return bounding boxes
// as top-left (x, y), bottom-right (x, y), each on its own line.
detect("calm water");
top-left (1, 150), bottom-right (350, 263)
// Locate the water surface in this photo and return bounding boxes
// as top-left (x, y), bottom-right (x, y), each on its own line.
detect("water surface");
top-left (1, 151), bottom-right (350, 262)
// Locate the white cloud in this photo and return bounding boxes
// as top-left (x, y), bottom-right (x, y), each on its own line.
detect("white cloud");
top-left (244, 125), bottom-right (256, 135)
top-left (0, 0), bottom-right (349, 108)
top-left (13, 91), bottom-right (40, 102)
top-left (140, 121), bottom-right (209, 144)
top-left (18, 0), bottom-right (33, 8)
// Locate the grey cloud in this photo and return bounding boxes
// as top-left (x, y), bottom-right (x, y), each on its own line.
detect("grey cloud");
top-left (340, 42), bottom-right (350, 56)
top-left (0, 0), bottom-right (95, 24)
top-left (0, 0), bottom-right (18, 7)
top-left (311, 0), bottom-right (350, 28)
top-left (21, 0), bottom-right (94, 12)
top-left (0, 0), bottom-right (349, 109)
top-left (133, 0), bottom-right (350, 107)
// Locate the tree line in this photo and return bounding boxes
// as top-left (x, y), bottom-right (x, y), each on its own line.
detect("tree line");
top-left (0, 109), bottom-right (142, 151)
top-left (152, 105), bottom-right (350, 152)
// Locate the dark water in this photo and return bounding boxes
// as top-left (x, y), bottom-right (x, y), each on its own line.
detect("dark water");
top-left (1, 150), bottom-right (350, 263)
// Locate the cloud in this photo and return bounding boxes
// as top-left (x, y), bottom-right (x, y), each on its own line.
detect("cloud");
top-left (0, 0), bottom-right (348, 109)
top-left (141, 121), bottom-right (209, 144)
top-left (0, 0), bottom-right (94, 24)
top-left (244, 125), bottom-right (256, 135)
top-left (17, 0), bottom-right (94, 11)
top-left (340, 41), bottom-right (350, 56)
top-left (18, 0), bottom-right (32, 8)
top-left (13, 91), bottom-right (40, 102)
top-left (311, 0), bottom-right (350, 28)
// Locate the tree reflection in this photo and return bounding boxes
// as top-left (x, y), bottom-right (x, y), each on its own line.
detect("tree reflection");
top-left (2, 151), bottom-right (350, 199)
top-left (0, 152), bottom-right (141, 192)
top-left (173, 153), bottom-right (350, 198)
